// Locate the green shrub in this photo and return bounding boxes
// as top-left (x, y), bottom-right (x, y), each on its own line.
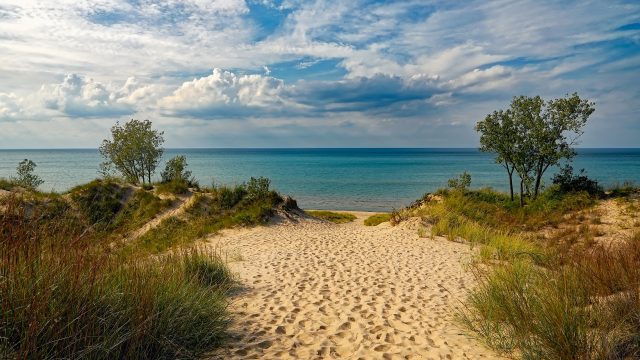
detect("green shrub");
top-left (246, 176), bottom-right (271, 201)
top-left (71, 180), bottom-right (125, 229)
top-left (217, 185), bottom-right (247, 210)
top-left (447, 171), bottom-right (471, 191)
top-left (12, 159), bottom-right (44, 189)
top-left (364, 213), bottom-right (392, 226)
top-left (552, 165), bottom-right (602, 195)
top-left (158, 155), bottom-right (197, 194)
top-left (306, 210), bottom-right (357, 223)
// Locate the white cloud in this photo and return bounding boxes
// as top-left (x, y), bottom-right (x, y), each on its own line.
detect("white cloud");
top-left (40, 74), bottom-right (155, 117)
top-left (0, 93), bottom-right (22, 120)
top-left (450, 65), bottom-right (512, 91)
top-left (159, 68), bottom-right (289, 116)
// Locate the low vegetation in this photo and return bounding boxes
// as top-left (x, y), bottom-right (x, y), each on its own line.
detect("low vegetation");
top-left (306, 210), bottom-right (357, 223)
top-left (0, 172), bottom-right (288, 358)
top-left (126, 178), bottom-right (283, 255)
top-left (404, 185), bottom-right (640, 359)
top-left (0, 194), bottom-right (232, 359)
top-left (364, 213), bottom-right (391, 226)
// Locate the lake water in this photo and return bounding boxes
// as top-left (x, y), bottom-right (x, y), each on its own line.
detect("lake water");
top-left (0, 148), bottom-right (638, 211)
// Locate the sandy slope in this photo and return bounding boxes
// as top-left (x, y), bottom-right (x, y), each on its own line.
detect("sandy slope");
top-left (126, 192), bottom-right (196, 241)
top-left (206, 212), bottom-right (498, 359)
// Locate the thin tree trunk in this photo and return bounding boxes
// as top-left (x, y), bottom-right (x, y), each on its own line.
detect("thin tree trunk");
top-left (533, 162), bottom-right (543, 199)
top-left (519, 179), bottom-right (525, 207)
top-left (508, 168), bottom-right (514, 201)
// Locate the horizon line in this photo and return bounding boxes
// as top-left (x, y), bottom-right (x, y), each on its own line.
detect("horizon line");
top-left (0, 147), bottom-right (639, 151)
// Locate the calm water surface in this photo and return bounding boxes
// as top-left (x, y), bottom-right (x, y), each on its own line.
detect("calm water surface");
top-left (0, 148), bottom-right (638, 211)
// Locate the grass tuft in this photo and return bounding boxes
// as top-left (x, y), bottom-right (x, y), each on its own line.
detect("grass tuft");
top-left (306, 210), bottom-right (357, 223)
top-left (364, 213), bottom-right (392, 226)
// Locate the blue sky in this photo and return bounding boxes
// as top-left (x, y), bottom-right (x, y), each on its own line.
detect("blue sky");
top-left (0, 0), bottom-right (639, 148)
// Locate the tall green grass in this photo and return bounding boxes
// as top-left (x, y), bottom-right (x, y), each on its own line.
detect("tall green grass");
top-left (0, 193), bottom-right (233, 359)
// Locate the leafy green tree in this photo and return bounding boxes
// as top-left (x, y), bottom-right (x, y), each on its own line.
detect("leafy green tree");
top-left (161, 155), bottom-right (192, 183)
top-left (99, 119), bottom-right (164, 185)
top-left (528, 93), bottom-right (595, 198)
top-left (13, 159), bottom-right (44, 189)
top-left (476, 110), bottom-right (518, 201)
top-left (476, 93), bottom-right (594, 205)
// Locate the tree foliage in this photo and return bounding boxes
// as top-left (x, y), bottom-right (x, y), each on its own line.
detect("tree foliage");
top-left (476, 93), bottom-right (594, 205)
top-left (13, 159), bottom-right (44, 189)
top-left (161, 155), bottom-right (192, 183)
top-left (99, 119), bottom-right (164, 185)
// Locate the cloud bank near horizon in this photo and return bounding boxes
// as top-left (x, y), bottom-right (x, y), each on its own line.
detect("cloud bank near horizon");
top-left (0, 0), bottom-right (639, 148)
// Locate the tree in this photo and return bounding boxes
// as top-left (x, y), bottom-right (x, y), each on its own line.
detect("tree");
top-left (529, 93), bottom-right (594, 198)
top-left (161, 155), bottom-right (192, 183)
top-left (476, 110), bottom-right (518, 201)
top-left (13, 159), bottom-right (44, 189)
top-left (476, 93), bottom-right (594, 205)
top-left (99, 119), bottom-right (164, 185)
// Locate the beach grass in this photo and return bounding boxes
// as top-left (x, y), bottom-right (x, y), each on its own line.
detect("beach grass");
top-left (0, 195), bottom-right (232, 359)
top-left (407, 186), bottom-right (640, 359)
top-left (364, 213), bottom-right (391, 226)
top-left (306, 210), bottom-right (357, 223)
top-left (0, 175), bottom-right (287, 359)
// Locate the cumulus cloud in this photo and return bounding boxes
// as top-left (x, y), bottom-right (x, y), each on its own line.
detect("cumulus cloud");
top-left (159, 68), bottom-right (290, 117)
top-left (0, 93), bottom-right (23, 121)
top-left (40, 74), bottom-right (154, 117)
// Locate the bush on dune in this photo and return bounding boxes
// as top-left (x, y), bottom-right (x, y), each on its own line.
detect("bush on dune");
top-left (70, 179), bottom-right (127, 230)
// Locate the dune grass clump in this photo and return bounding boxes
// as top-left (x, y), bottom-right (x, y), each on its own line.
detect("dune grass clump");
top-left (70, 179), bottom-right (127, 229)
top-left (306, 210), bottom-right (357, 223)
top-left (461, 235), bottom-right (640, 359)
top-left (112, 189), bottom-right (173, 231)
top-left (364, 213), bottom-right (392, 226)
top-left (0, 195), bottom-right (231, 359)
top-left (417, 187), bottom-right (640, 359)
top-left (0, 178), bottom-right (18, 191)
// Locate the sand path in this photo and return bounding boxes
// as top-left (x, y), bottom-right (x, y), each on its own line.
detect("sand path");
top-left (207, 212), bottom-right (497, 359)
top-left (126, 192), bottom-right (196, 241)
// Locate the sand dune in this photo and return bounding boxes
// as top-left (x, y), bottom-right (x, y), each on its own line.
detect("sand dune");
top-left (207, 212), bottom-right (498, 359)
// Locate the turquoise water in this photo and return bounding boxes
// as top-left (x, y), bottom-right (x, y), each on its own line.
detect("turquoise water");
top-left (0, 148), bottom-right (638, 211)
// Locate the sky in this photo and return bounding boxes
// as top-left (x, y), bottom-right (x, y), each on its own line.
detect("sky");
top-left (0, 0), bottom-right (639, 148)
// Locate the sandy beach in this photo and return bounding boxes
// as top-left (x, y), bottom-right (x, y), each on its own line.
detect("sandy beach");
top-left (207, 212), bottom-right (497, 359)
